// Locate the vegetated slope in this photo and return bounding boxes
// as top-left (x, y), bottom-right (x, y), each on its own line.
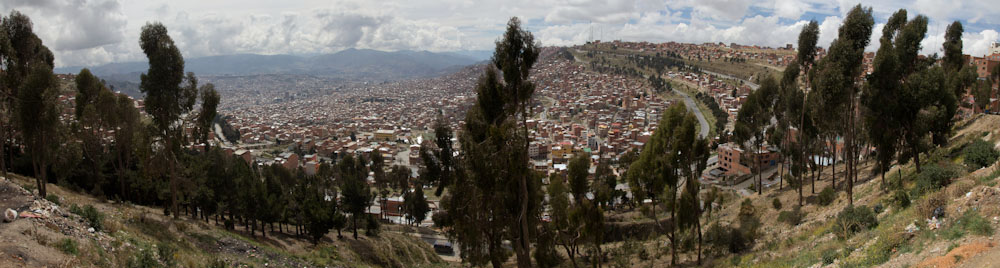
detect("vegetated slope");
top-left (593, 114), bottom-right (1000, 268)
top-left (715, 114), bottom-right (1000, 268)
top-left (0, 174), bottom-right (445, 268)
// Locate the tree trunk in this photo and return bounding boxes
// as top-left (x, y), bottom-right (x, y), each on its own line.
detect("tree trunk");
top-left (696, 210), bottom-right (703, 265)
top-left (812, 151), bottom-right (817, 194)
top-left (0, 134), bottom-right (6, 177)
top-left (118, 156), bottom-right (128, 201)
top-left (799, 153), bottom-right (804, 207)
top-left (515, 157), bottom-right (533, 268)
top-left (169, 138), bottom-right (179, 219)
top-left (512, 91), bottom-right (534, 268)
top-left (562, 243), bottom-right (579, 268)
top-left (670, 199), bottom-right (677, 266)
top-left (490, 237), bottom-right (504, 268)
top-left (779, 154), bottom-right (784, 190)
top-left (353, 215), bottom-right (359, 239)
top-left (846, 103), bottom-right (853, 207)
top-left (831, 141), bottom-right (836, 189)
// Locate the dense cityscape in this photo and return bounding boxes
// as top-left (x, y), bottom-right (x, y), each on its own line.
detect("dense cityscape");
top-left (3, 1), bottom-right (1000, 268)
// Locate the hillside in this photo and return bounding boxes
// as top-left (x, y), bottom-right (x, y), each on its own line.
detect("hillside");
top-left (54, 49), bottom-right (482, 82)
top-left (594, 114), bottom-right (1000, 267)
top-left (514, 114), bottom-right (1000, 268)
top-left (0, 174), bottom-right (446, 268)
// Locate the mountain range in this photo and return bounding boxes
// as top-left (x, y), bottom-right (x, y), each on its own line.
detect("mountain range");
top-left (55, 49), bottom-right (490, 82)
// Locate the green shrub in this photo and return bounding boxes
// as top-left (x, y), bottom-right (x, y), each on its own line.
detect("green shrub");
top-left (69, 204), bottom-right (104, 231)
top-left (157, 242), bottom-right (176, 267)
top-left (533, 224), bottom-right (563, 268)
top-left (77, 205), bottom-right (104, 231)
top-left (365, 214), bottom-right (380, 237)
top-left (705, 221), bottom-right (730, 254)
top-left (777, 206), bottom-right (806, 226)
top-left (69, 204), bottom-right (82, 214)
top-left (818, 186), bottom-right (836, 206)
top-left (821, 248), bottom-right (837, 265)
top-left (45, 194), bottom-right (60, 205)
top-left (128, 245), bottom-right (159, 268)
top-left (728, 225), bottom-right (751, 253)
top-left (891, 190), bottom-right (910, 209)
top-left (772, 198), bottom-right (782, 210)
top-left (738, 199), bottom-right (760, 239)
top-left (833, 205), bottom-right (878, 240)
top-left (913, 164), bottom-right (958, 196)
top-left (963, 139), bottom-right (1000, 169)
top-left (55, 238), bottom-right (78, 255)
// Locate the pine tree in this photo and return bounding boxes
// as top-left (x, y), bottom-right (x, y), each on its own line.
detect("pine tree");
top-left (196, 84), bottom-right (220, 145)
top-left (403, 180), bottom-right (430, 226)
top-left (339, 154), bottom-right (372, 240)
top-left (734, 76), bottom-right (777, 195)
top-left (778, 21), bottom-right (820, 206)
top-left (17, 65), bottom-right (59, 197)
top-left (440, 17), bottom-right (541, 268)
top-left (138, 22), bottom-right (198, 218)
top-left (626, 103), bottom-right (708, 265)
top-left (809, 5), bottom-right (874, 206)
top-left (864, 9), bottom-right (921, 191)
top-left (547, 173), bottom-right (582, 268)
top-left (1, 11), bottom-right (54, 178)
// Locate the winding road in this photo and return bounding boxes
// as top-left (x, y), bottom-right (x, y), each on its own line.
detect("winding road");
top-left (702, 70), bottom-right (760, 90)
top-left (672, 88), bottom-right (710, 139)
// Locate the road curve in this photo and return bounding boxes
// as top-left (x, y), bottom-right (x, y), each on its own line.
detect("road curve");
top-left (672, 88), bottom-right (710, 139)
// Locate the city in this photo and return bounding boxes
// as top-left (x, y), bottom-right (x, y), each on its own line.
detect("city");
top-left (2, 1), bottom-right (1000, 268)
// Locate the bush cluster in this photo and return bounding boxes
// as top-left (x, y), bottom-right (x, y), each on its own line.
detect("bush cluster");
top-left (912, 164), bottom-right (958, 196)
top-left (891, 190), bottom-right (910, 209)
top-left (821, 248), bottom-right (838, 265)
top-left (777, 206), bottom-right (806, 226)
top-left (818, 186), bottom-right (836, 206)
top-left (833, 205), bottom-right (878, 240)
top-left (55, 238), bottom-right (79, 255)
top-left (70, 204), bottom-right (104, 231)
top-left (963, 139), bottom-right (1000, 170)
top-left (704, 200), bottom-right (762, 255)
top-left (45, 193), bottom-right (60, 205)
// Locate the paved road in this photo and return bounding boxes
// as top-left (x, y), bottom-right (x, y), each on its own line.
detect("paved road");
top-left (672, 88), bottom-right (710, 139)
top-left (703, 70), bottom-right (760, 90)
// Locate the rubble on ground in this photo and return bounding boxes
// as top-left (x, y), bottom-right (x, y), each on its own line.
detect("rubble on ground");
top-left (926, 217), bottom-right (943, 230)
top-left (957, 186), bottom-right (1000, 217)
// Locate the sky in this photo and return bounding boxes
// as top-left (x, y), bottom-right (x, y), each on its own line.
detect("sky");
top-left (2, 0), bottom-right (999, 68)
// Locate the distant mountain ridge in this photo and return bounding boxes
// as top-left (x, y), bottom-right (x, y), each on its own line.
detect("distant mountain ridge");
top-left (55, 49), bottom-right (486, 82)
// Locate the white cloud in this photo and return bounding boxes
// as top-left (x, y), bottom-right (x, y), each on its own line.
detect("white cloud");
top-left (543, 0), bottom-right (641, 24)
top-left (772, 0), bottom-right (809, 19)
top-left (2, 0), bottom-right (128, 66)
top-left (3, 0), bottom-right (998, 68)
